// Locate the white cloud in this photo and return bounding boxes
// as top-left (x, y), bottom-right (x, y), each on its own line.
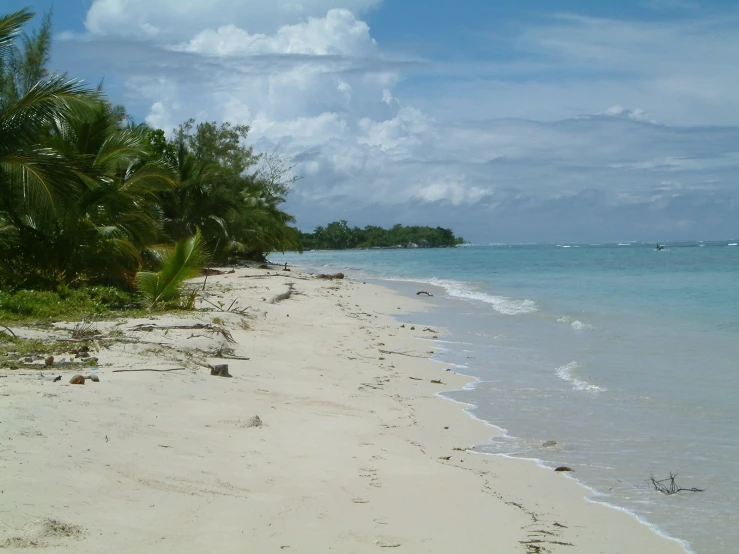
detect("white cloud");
top-left (178, 9), bottom-right (377, 57)
top-left (57, 2), bottom-right (739, 241)
top-left (85, 0), bottom-right (382, 38)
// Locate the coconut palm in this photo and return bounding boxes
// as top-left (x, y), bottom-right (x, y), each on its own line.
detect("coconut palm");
top-left (0, 9), bottom-right (104, 288)
top-left (0, 9), bottom-right (173, 289)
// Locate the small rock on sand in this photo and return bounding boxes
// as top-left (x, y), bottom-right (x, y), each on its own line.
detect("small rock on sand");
top-left (69, 375), bottom-right (85, 385)
top-left (245, 415), bottom-right (262, 428)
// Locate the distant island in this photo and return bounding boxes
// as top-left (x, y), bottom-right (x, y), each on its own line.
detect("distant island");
top-left (298, 220), bottom-right (465, 250)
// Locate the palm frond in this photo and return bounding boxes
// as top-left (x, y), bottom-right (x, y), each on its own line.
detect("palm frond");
top-left (135, 230), bottom-right (206, 307)
top-left (0, 9), bottom-right (34, 60)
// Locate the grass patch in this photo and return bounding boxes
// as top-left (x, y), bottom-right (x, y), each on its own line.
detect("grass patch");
top-left (0, 286), bottom-right (194, 324)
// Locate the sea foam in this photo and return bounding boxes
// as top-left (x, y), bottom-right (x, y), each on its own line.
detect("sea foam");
top-left (555, 362), bottom-right (606, 392)
top-left (426, 278), bottom-right (538, 315)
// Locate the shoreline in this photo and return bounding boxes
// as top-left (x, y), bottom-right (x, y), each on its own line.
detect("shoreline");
top-left (0, 266), bottom-right (688, 552)
top-left (367, 273), bottom-right (694, 553)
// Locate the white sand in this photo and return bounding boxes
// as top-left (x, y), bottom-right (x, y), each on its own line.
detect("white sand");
top-left (0, 267), bottom-right (687, 553)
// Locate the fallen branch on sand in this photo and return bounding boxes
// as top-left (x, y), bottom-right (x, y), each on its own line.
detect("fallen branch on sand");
top-left (268, 283), bottom-right (295, 304)
top-left (0, 323), bottom-right (17, 338)
top-left (128, 323), bottom-right (235, 343)
top-left (238, 274), bottom-right (311, 281)
top-left (649, 473), bottom-right (704, 494)
top-left (112, 367), bottom-right (186, 373)
top-left (379, 349), bottom-right (428, 358)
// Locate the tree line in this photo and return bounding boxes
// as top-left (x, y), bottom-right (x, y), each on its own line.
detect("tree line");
top-left (299, 220), bottom-right (464, 250)
top-left (0, 8), bottom-right (301, 294)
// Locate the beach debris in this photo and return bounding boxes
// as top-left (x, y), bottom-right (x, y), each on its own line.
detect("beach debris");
top-left (128, 322), bottom-right (235, 343)
top-left (400, 324), bottom-right (405, 328)
top-left (649, 473), bottom-right (704, 494)
top-left (244, 415), bottom-right (262, 428)
top-left (542, 440), bottom-right (558, 448)
top-left (452, 447), bottom-right (466, 451)
top-left (44, 356), bottom-right (54, 366)
top-left (554, 466), bottom-right (573, 472)
top-left (409, 376), bottom-right (422, 381)
top-left (86, 374), bottom-right (100, 383)
top-left (69, 375), bottom-right (85, 385)
top-left (0, 323), bottom-right (17, 338)
top-left (209, 363), bottom-right (232, 377)
top-left (379, 349), bottom-right (426, 358)
top-left (423, 327), bottom-right (438, 333)
top-left (439, 456), bottom-right (452, 460)
top-left (410, 326), bottom-right (415, 330)
top-left (111, 367), bottom-right (186, 373)
top-left (268, 283), bottom-right (295, 304)
top-left (351, 498), bottom-right (369, 504)
top-left (430, 379), bottom-right (443, 384)
top-left (416, 291), bottom-right (433, 296)
top-left (316, 272), bottom-right (344, 280)
top-left (72, 319), bottom-right (99, 340)
top-left (53, 375), bottom-right (61, 382)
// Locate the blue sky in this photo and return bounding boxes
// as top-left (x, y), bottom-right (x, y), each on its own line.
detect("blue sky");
top-left (9, 0), bottom-right (739, 242)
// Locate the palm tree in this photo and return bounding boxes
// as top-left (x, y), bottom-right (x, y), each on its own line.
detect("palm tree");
top-left (0, 9), bottom-right (103, 288)
top-left (0, 9), bottom-right (173, 289)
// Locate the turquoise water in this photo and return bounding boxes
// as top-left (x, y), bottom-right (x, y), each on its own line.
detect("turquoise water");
top-left (274, 242), bottom-right (739, 554)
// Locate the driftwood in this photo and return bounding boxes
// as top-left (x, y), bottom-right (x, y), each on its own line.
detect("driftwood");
top-left (238, 274), bottom-right (311, 281)
top-left (416, 291), bottom-right (433, 297)
top-left (268, 283), bottom-right (295, 304)
top-left (379, 349), bottom-right (427, 358)
top-left (112, 367), bottom-right (186, 373)
top-left (649, 473), bottom-right (704, 494)
top-left (128, 323), bottom-right (235, 343)
top-left (315, 273), bottom-right (344, 280)
top-left (209, 363), bottom-right (232, 377)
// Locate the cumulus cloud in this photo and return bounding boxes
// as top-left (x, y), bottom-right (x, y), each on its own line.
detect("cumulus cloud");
top-left (52, 1), bottom-right (739, 241)
top-left (85, 0), bottom-right (382, 38)
top-left (178, 9), bottom-right (377, 57)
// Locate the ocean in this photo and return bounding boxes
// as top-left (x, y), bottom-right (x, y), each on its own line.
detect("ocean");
top-left (273, 242), bottom-right (739, 554)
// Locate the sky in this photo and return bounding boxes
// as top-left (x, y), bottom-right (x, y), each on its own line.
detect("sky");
top-left (8, 0), bottom-right (739, 242)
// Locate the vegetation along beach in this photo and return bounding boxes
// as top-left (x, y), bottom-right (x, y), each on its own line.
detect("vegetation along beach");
top-left (2, 2), bottom-right (738, 553)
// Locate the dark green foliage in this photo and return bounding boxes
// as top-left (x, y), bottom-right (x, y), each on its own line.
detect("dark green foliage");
top-left (0, 8), bottom-right (302, 304)
top-left (299, 221), bottom-right (464, 250)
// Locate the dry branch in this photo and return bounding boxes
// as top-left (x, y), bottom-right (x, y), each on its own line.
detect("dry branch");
top-left (649, 473), bottom-right (704, 494)
top-left (128, 323), bottom-right (235, 343)
top-left (268, 283), bottom-right (295, 304)
top-left (111, 367), bottom-right (187, 373)
top-left (379, 349), bottom-right (428, 358)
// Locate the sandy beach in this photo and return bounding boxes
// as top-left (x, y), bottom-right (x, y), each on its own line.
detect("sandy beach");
top-left (0, 266), bottom-right (687, 553)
